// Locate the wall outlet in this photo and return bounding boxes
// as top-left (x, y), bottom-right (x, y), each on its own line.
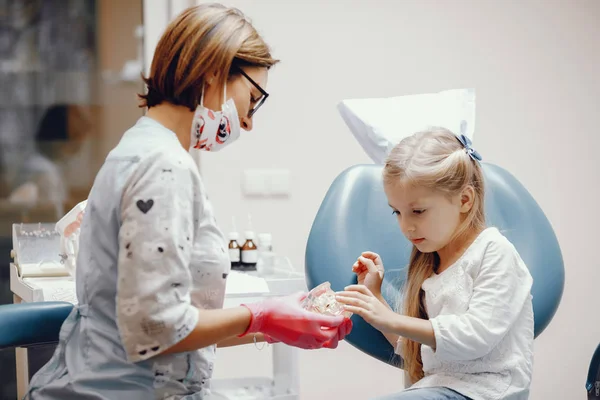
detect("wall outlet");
top-left (242, 169), bottom-right (268, 196)
top-left (267, 169), bottom-right (291, 196)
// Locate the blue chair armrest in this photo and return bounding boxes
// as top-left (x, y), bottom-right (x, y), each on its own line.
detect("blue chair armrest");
top-left (587, 342), bottom-right (600, 393)
top-left (0, 302), bottom-right (73, 350)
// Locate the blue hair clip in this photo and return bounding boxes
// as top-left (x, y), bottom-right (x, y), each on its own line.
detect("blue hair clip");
top-left (456, 134), bottom-right (482, 162)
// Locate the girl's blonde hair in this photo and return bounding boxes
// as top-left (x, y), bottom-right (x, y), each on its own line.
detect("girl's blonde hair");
top-left (382, 127), bottom-right (486, 383)
top-left (138, 3), bottom-right (279, 110)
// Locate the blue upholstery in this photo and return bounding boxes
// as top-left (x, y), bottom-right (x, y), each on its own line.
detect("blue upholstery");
top-left (0, 302), bottom-right (73, 350)
top-left (305, 163), bottom-right (565, 365)
top-left (587, 343), bottom-right (600, 396)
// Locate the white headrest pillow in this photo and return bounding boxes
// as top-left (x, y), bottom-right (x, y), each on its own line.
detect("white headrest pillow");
top-left (337, 88), bottom-right (476, 164)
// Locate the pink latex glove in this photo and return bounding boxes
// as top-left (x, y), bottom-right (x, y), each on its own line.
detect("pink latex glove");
top-left (263, 317), bottom-right (353, 349)
top-left (322, 317), bottom-right (353, 349)
top-left (241, 292), bottom-right (350, 350)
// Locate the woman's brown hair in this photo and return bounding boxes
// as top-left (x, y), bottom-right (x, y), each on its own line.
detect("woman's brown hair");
top-left (138, 3), bottom-right (279, 111)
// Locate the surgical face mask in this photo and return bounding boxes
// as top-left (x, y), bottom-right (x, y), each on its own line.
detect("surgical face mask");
top-left (189, 83), bottom-right (241, 157)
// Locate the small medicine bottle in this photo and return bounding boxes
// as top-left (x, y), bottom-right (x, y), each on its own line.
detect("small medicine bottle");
top-left (258, 233), bottom-right (273, 253)
top-left (228, 232), bottom-right (242, 270)
top-left (256, 233), bottom-right (275, 276)
top-left (241, 231), bottom-right (258, 271)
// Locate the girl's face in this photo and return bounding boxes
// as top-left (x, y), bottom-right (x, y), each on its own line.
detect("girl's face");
top-left (384, 181), bottom-right (474, 255)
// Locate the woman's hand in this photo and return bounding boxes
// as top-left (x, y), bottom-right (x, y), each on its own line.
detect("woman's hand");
top-left (336, 285), bottom-right (398, 334)
top-left (241, 292), bottom-right (351, 350)
top-left (353, 251), bottom-right (385, 298)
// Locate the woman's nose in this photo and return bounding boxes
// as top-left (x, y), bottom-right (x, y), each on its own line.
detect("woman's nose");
top-left (240, 115), bottom-right (253, 131)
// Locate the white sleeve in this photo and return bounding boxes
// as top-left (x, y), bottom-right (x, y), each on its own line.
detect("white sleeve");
top-left (116, 153), bottom-right (199, 363)
top-left (429, 239), bottom-right (533, 362)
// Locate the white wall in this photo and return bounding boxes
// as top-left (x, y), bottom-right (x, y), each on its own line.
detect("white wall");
top-left (198, 1), bottom-right (600, 399)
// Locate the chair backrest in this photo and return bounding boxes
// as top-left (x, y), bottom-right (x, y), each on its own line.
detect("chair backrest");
top-left (305, 163), bottom-right (565, 366)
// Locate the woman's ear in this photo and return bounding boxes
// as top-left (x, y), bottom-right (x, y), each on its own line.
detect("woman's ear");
top-left (205, 70), bottom-right (218, 86)
top-left (460, 185), bottom-right (475, 213)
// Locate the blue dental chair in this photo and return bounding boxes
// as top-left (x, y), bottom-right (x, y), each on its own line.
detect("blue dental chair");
top-left (304, 163), bottom-right (577, 388)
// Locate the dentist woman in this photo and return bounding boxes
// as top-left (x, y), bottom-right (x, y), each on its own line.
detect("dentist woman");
top-left (27, 4), bottom-right (351, 399)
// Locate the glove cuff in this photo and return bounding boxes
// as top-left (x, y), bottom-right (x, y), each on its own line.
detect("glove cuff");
top-left (239, 303), bottom-right (263, 337)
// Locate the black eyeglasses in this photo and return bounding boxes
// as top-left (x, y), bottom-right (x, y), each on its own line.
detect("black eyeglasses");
top-left (238, 68), bottom-right (269, 118)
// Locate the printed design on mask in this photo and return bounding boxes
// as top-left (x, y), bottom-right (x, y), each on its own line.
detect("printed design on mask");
top-left (193, 115), bottom-right (206, 150)
top-left (195, 116), bottom-right (205, 138)
top-left (194, 138), bottom-right (211, 151)
top-left (216, 115), bottom-right (231, 144)
top-left (189, 96), bottom-right (239, 153)
top-left (193, 109), bottom-right (218, 151)
top-left (153, 362), bottom-right (174, 388)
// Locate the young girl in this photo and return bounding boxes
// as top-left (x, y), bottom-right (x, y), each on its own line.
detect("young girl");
top-left (336, 128), bottom-right (534, 400)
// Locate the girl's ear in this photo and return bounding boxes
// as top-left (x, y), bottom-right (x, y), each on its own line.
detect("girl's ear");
top-left (460, 185), bottom-right (475, 214)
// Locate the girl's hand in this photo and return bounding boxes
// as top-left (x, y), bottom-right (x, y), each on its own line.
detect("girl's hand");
top-left (352, 251), bottom-right (385, 298)
top-left (336, 285), bottom-right (397, 334)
